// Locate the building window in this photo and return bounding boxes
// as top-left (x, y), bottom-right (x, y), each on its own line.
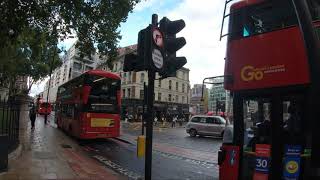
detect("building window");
top-left (128, 88), bottom-right (131, 98)
top-left (158, 80), bottom-right (161, 88)
top-left (85, 66), bottom-right (93, 71)
top-left (183, 72), bottom-right (186, 80)
top-left (176, 82), bottom-right (179, 91)
top-left (140, 73), bottom-right (145, 83)
top-left (73, 62), bottom-right (82, 71)
top-left (158, 93), bottom-right (161, 101)
top-left (182, 96), bottom-right (185, 103)
top-left (114, 63), bottom-right (118, 71)
top-left (182, 84), bottom-right (185, 93)
top-left (169, 80), bottom-right (172, 90)
top-left (140, 90), bottom-right (144, 99)
top-left (168, 94), bottom-right (172, 102)
top-left (176, 95), bottom-right (179, 103)
top-left (122, 89), bottom-right (126, 98)
top-left (128, 72), bottom-right (132, 83)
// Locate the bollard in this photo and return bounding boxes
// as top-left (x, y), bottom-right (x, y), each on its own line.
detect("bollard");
top-left (137, 135), bottom-right (146, 158)
top-left (0, 134), bottom-right (8, 172)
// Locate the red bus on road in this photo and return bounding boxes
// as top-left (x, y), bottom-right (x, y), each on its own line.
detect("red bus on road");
top-left (55, 70), bottom-right (121, 139)
top-left (37, 102), bottom-right (52, 115)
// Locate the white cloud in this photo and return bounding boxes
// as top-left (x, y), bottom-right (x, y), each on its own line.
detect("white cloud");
top-left (164, 0), bottom-right (227, 86)
top-left (29, 78), bottom-right (48, 97)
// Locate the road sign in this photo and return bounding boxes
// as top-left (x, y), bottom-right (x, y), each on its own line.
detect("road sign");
top-left (152, 28), bottom-right (163, 47)
top-left (152, 49), bottom-right (163, 69)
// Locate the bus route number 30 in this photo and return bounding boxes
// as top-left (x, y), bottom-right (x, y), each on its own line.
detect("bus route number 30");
top-left (255, 157), bottom-right (269, 173)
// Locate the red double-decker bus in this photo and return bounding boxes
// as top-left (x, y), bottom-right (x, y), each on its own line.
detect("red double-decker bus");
top-left (36, 98), bottom-right (52, 115)
top-left (218, 0), bottom-right (320, 179)
top-left (55, 70), bottom-right (121, 139)
top-left (38, 102), bottom-right (52, 115)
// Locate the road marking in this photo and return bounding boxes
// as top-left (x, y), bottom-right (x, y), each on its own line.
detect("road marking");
top-left (93, 155), bottom-right (143, 180)
top-left (153, 150), bottom-right (218, 169)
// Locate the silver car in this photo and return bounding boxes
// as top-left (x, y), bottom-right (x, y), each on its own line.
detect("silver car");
top-left (186, 115), bottom-right (226, 137)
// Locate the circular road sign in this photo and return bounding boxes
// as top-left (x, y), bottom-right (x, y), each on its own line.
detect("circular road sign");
top-left (152, 28), bottom-right (163, 47)
top-left (152, 49), bottom-right (163, 69)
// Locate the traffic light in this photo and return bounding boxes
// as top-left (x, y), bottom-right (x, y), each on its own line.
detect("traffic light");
top-left (123, 27), bottom-right (150, 72)
top-left (159, 17), bottom-right (187, 78)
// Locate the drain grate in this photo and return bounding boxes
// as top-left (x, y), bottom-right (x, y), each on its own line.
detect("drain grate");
top-left (61, 144), bottom-right (72, 148)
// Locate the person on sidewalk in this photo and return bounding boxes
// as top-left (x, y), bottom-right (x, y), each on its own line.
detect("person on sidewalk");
top-left (154, 116), bottom-right (158, 126)
top-left (172, 116), bottom-right (177, 128)
top-left (29, 105), bottom-right (37, 130)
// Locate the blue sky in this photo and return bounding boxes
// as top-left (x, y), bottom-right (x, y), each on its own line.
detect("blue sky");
top-left (30, 0), bottom-right (228, 96)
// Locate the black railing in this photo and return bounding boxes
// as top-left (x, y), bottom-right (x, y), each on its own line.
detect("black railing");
top-left (0, 99), bottom-right (20, 153)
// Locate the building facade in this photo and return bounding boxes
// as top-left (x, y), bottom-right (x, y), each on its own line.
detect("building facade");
top-left (97, 45), bottom-right (191, 121)
top-left (42, 43), bottom-right (101, 102)
top-left (190, 84), bottom-right (208, 115)
top-left (208, 77), bottom-right (231, 115)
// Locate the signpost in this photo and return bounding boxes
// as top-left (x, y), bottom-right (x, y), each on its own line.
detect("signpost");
top-left (123, 13), bottom-right (187, 180)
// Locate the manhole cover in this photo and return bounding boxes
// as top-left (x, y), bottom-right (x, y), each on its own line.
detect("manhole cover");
top-left (61, 144), bottom-right (72, 148)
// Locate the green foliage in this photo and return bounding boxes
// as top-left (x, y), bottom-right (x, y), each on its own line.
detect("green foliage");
top-left (0, 0), bottom-right (140, 93)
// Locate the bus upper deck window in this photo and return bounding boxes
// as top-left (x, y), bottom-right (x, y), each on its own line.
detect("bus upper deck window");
top-left (243, 26), bottom-right (250, 37)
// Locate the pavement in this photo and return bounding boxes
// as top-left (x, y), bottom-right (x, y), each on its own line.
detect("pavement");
top-left (0, 107), bottom-right (123, 180)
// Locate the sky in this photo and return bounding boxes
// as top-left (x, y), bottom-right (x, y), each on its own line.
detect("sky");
top-left (30, 0), bottom-right (228, 96)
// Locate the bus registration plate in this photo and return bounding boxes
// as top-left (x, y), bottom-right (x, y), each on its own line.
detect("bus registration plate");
top-left (91, 118), bottom-right (114, 127)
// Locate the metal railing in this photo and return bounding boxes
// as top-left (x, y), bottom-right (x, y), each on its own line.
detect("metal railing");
top-left (0, 99), bottom-right (20, 153)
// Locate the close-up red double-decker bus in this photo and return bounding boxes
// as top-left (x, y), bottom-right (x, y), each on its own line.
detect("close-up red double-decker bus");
top-left (55, 70), bottom-right (121, 139)
top-left (218, 0), bottom-right (320, 179)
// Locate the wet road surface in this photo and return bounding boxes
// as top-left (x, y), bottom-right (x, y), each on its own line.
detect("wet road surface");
top-left (82, 137), bottom-right (218, 180)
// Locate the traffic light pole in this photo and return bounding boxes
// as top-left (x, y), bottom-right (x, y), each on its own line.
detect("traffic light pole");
top-left (145, 14), bottom-right (158, 180)
top-left (145, 70), bottom-right (155, 180)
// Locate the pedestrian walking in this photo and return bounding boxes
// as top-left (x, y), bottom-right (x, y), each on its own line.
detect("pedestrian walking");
top-left (29, 105), bottom-right (37, 130)
top-left (154, 117), bottom-right (158, 126)
top-left (172, 116), bottom-right (177, 128)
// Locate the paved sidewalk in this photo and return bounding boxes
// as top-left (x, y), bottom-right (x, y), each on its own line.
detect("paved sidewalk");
top-left (0, 106), bottom-right (123, 180)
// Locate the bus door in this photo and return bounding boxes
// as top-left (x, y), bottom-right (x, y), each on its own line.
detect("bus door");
top-left (229, 93), bottom-right (312, 180)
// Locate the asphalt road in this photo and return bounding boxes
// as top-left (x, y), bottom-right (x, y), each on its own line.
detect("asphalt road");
top-left (50, 113), bottom-right (221, 180)
top-left (81, 123), bottom-right (222, 180)
top-left (122, 124), bottom-right (223, 153)
top-left (83, 137), bottom-right (218, 180)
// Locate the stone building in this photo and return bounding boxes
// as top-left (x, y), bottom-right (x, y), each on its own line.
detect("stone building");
top-left (97, 45), bottom-right (191, 121)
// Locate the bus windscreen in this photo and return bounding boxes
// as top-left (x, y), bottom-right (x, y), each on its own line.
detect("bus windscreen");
top-left (85, 76), bottom-right (120, 114)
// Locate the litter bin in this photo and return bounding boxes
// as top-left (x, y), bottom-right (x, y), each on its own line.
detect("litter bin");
top-left (0, 134), bottom-right (8, 172)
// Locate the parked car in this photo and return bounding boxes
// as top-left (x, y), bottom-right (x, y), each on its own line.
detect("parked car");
top-left (186, 115), bottom-right (226, 137)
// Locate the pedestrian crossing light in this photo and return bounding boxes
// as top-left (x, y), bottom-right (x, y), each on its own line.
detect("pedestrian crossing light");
top-left (159, 17), bottom-right (187, 78)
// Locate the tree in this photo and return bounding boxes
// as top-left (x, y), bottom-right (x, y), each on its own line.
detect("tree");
top-left (0, 0), bottom-right (140, 94)
top-left (0, 28), bottom-right (62, 95)
top-left (1, 0), bottom-right (140, 66)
